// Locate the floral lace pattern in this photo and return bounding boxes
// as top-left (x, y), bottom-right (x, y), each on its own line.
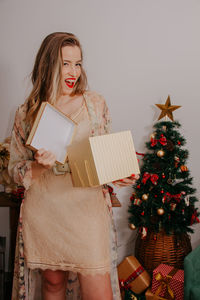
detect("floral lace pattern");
top-left (10, 91), bottom-right (121, 300)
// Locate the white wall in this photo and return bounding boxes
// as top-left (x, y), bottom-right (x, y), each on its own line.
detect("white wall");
top-left (1, 0), bottom-right (200, 269)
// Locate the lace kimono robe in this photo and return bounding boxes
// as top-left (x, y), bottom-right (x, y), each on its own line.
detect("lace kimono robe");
top-left (9, 91), bottom-right (121, 300)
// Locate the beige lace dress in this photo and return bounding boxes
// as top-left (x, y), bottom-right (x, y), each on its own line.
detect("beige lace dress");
top-left (22, 97), bottom-right (111, 275)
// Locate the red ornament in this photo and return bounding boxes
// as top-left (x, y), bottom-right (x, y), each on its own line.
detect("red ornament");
top-left (168, 215), bottom-right (171, 220)
top-left (155, 195), bottom-right (157, 198)
top-left (162, 173), bottom-right (165, 178)
top-left (190, 210), bottom-right (200, 225)
top-left (130, 193), bottom-right (136, 201)
top-left (177, 140), bottom-right (181, 145)
top-left (141, 211), bottom-right (144, 216)
top-left (137, 185), bottom-right (141, 189)
top-left (153, 235), bottom-right (157, 241)
top-left (160, 190), bottom-right (164, 194)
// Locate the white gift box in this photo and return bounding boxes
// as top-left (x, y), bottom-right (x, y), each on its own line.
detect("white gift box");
top-left (67, 130), bottom-right (140, 187)
top-left (26, 102), bottom-right (76, 164)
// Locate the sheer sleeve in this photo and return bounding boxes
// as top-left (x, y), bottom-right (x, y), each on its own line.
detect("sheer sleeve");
top-left (99, 94), bottom-right (112, 134)
top-left (8, 104), bottom-right (34, 190)
top-left (85, 91), bottom-right (112, 135)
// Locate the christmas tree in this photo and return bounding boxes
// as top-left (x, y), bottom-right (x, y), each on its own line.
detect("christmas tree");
top-left (128, 96), bottom-right (199, 237)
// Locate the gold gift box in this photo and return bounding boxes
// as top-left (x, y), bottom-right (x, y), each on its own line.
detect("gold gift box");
top-left (117, 256), bottom-right (151, 295)
top-left (67, 131), bottom-right (140, 187)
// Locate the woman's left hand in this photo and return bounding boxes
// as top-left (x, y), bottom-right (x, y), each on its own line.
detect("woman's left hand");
top-left (112, 174), bottom-right (140, 187)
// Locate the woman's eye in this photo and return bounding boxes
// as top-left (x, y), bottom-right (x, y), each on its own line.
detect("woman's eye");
top-left (63, 62), bottom-right (69, 66)
top-left (76, 63), bottom-right (82, 67)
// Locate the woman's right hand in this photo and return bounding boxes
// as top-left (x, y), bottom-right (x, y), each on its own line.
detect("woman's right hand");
top-left (34, 148), bottom-right (57, 169)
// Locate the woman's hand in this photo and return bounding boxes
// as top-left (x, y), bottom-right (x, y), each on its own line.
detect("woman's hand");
top-left (34, 148), bottom-right (57, 169)
top-left (112, 174), bottom-right (140, 187)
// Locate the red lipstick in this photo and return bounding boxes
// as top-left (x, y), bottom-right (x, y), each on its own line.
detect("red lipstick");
top-left (65, 77), bottom-right (76, 89)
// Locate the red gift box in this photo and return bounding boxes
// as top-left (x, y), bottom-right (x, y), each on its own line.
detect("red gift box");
top-left (152, 264), bottom-right (184, 300)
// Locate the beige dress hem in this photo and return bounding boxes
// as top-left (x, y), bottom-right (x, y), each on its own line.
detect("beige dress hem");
top-left (26, 261), bottom-right (111, 276)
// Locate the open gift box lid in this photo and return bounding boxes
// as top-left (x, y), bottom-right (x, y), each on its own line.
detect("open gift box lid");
top-left (26, 102), bottom-right (76, 164)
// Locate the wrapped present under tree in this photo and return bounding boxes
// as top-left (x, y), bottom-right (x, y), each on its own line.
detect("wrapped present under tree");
top-left (117, 255), bottom-right (151, 298)
top-left (152, 263), bottom-right (184, 300)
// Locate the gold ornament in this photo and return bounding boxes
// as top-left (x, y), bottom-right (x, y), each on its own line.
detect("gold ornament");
top-left (157, 150), bottom-right (165, 157)
top-left (155, 95), bottom-right (181, 121)
top-left (129, 223), bottom-right (136, 230)
top-left (142, 194), bottom-right (149, 201)
top-left (157, 208), bottom-right (165, 215)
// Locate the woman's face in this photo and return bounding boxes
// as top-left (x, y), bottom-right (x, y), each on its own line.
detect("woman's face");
top-left (60, 45), bottom-right (82, 96)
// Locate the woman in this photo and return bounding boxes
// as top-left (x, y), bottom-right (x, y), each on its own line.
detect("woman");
top-left (9, 32), bottom-right (136, 300)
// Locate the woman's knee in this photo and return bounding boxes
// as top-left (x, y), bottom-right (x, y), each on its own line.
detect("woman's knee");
top-left (42, 270), bottom-right (66, 292)
top-left (78, 272), bottom-right (113, 300)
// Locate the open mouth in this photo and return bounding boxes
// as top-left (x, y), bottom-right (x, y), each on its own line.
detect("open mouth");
top-left (65, 78), bottom-right (76, 88)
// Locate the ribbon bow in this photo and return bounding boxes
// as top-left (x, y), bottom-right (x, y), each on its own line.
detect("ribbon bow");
top-left (151, 134), bottom-right (167, 147)
top-left (162, 192), bottom-right (182, 203)
top-left (119, 265), bottom-right (145, 291)
top-left (142, 172), bottom-right (159, 185)
top-left (154, 271), bottom-right (175, 300)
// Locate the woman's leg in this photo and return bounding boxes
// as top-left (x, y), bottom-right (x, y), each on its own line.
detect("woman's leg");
top-left (78, 272), bottom-right (113, 300)
top-left (42, 269), bottom-right (68, 300)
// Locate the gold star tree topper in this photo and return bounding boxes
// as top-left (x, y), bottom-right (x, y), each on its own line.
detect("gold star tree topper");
top-left (156, 96), bottom-right (181, 121)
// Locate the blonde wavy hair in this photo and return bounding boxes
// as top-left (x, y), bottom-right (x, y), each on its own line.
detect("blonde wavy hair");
top-left (26, 32), bottom-right (87, 125)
